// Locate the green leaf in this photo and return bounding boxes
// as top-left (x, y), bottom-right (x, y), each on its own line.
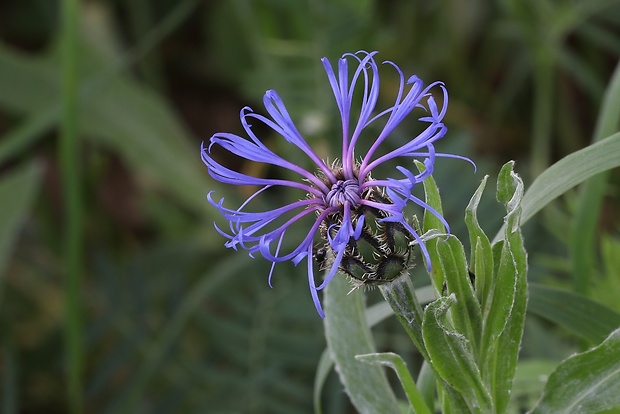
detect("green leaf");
top-left (417, 160), bottom-right (445, 234)
top-left (511, 359), bottom-right (558, 403)
top-left (492, 132), bottom-right (620, 243)
top-left (323, 274), bottom-right (400, 414)
top-left (313, 350), bottom-right (333, 414)
top-left (528, 283), bottom-right (620, 344)
top-left (570, 60), bottom-right (620, 294)
top-left (464, 176), bottom-right (494, 312)
top-left (313, 285), bottom-right (438, 413)
top-left (480, 162), bottom-right (528, 414)
top-left (422, 295), bottom-right (492, 413)
top-left (379, 275), bottom-right (426, 359)
top-left (356, 352), bottom-right (433, 414)
top-left (416, 361), bottom-right (436, 413)
top-left (0, 35), bottom-right (211, 219)
top-left (435, 236), bottom-right (482, 351)
top-left (119, 254), bottom-right (257, 412)
top-left (380, 276), bottom-right (471, 412)
top-left (531, 328), bottom-right (620, 414)
top-left (417, 160), bottom-right (446, 295)
top-left (0, 161), bottom-right (42, 302)
top-left (496, 161), bottom-right (519, 206)
top-left (81, 68), bottom-right (209, 217)
top-left (0, 110), bottom-right (56, 166)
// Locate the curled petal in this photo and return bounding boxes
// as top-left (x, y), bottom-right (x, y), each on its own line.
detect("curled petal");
top-left (307, 244), bottom-right (325, 317)
top-left (203, 50), bottom-right (474, 318)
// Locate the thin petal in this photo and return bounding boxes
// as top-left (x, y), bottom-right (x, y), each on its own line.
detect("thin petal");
top-left (260, 90), bottom-right (336, 181)
top-left (307, 244), bottom-right (325, 318)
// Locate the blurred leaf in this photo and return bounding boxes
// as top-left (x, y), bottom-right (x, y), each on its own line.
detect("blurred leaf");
top-left (416, 361), bottom-right (436, 413)
top-left (0, 161), bottom-right (42, 298)
top-left (313, 350), bottom-right (332, 414)
top-left (0, 109), bottom-right (56, 166)
top-left (323, 273), bottom-right (400, 414)
top-left (593, 234), bottom-right (620, 313)
top-left (422, 295), bottom-right (492, 413)
top-left (570, 59), bottom-right (620, 294)
top-left (1, 342), bottom-right (18, 414)
top-left (118, 253), bottom-right (258, 412)
top-left (0, 42), bottom-right (58, 113)
top-left (0, 27), bottom-right (210, 219)
top-left (509, 359), bottom-right (558, 412)
top-left (356, 352), bottom-right (432, 414)
top-left (81, 69), bottom-right (209, 216)
top-left (481, 161), bottom-right (527, 414)
top-left (528, 283), bottom-right (620, 344)
top-left (531, 328), bottom-right (620, 414)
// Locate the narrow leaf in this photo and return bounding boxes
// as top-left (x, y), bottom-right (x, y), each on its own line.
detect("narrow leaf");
top-left (324, 274), bottom-right (400, 414)
top-left (570, 59), bottom-right (620, 294)
top-left (464, 176), bottom-right (493, 311)
top-left (417, 160), bottom-right (445, 234)
top-left (313, 351), bottom-right (333, 414)
top-left (436, 236), bottom-right (482, 350)
top-left (528, 283), bottom-right (620, 344)
top-left (0, 161), bottom-right (42, 297)
top-left (416, 361), bottom-right (436, 413)
top-left (417, 160), bottom-right (446, 296)
top-left (481, 162), bottom-right (528, 414)
top-left (313, 285), bottom-right (438, 413)
top-left (356, 352), bottom-right (433, 414)
top-left (492, 132), bottom-right (620, 243)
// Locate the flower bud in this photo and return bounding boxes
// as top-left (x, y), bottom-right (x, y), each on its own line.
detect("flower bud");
top-left (317, 188), bottom-right (417, 289)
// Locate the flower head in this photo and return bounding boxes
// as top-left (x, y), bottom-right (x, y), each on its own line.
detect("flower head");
top-left (202, 51), bottom-right (472, 317)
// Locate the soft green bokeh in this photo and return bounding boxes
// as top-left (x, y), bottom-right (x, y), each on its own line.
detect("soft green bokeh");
top-left (0, 0), bottom-right (619, 412)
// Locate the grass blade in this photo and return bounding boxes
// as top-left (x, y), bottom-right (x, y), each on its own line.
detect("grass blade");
top-left (570, 60), bottom-right (620, 294)
top-left (59, 0), bottom-right (83, 411)
top-left (528, 283), bottom-right (620, 344)
top-left (492, 132), bottom-right (620, 243)
top-left (356, 352), bottom-right (433, 414)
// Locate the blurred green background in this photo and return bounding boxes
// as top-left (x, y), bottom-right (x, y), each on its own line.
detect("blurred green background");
top-left (1, 0), bottom-right (620, 413)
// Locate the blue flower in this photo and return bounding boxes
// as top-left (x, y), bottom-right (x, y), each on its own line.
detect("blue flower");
top-left (202, 51), bottom-right (472, 317)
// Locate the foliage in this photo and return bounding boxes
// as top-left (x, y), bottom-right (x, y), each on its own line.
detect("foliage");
top-left (323, 160), bottom-right (620, 413)
top-left (0, 0), bottom-right (619, 413)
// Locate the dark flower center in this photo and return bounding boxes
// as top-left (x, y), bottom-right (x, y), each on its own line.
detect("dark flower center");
top-left (325, 179), bottom-right (360, 207)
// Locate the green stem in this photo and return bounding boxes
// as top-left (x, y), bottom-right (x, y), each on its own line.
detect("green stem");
top-left (379, 274), bottom-right (428, 361)
top-left (379, 275), bottom-right (470, 412)
top-left (60, 0), bottom-right (82, 412)
top-left (356, 352), bottom-right (433, 414)
top-left (531, 49), bottom-right (554, 178)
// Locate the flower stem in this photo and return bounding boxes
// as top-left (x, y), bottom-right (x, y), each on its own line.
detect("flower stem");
top-left (379, 273), bottom-right (471, 412)
top-left (59, 0), bottom-right (82, 411)
top-left (378, 273), bottom-right (428, 361)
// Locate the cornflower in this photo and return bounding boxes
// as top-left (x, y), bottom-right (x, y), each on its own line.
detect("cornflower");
top-left (202, 51), bottom-right (472, 317)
